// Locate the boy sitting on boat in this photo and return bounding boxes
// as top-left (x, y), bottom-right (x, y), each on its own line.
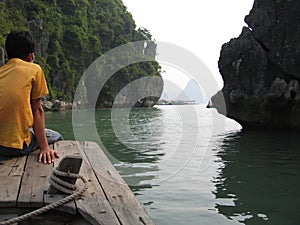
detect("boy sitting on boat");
top-left (0, 30), bottom-right (62, 163)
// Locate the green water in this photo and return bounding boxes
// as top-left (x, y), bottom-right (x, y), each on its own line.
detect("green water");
top-left (45, 105), bottom-right (300, 225)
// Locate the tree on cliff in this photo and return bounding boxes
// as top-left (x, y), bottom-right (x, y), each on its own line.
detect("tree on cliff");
top-left (0, 0), bottom-right (162, 106)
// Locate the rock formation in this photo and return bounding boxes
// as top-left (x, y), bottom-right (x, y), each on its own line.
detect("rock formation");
top-left (26, 19), bottom-right (49, 59)
top-left (212, 0), bottom-right (300, 130)
top-left (0, 0), bottom-right (162, 108)
top-left (0, 47), bottom-right (4, 66)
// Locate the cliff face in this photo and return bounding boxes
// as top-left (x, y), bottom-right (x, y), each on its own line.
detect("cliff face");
top-left (0, 47), bottom-right (4, 66)
top-left (213, 0), bottom-right (300, 130)
top-left (0, 0), bottom-right (162, 107)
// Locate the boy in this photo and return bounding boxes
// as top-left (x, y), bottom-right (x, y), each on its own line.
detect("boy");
top-left (0, 30), bottom-right (62, 163)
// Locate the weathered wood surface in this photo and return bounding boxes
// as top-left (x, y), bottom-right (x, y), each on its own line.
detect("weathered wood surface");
top-left (54, 141), bottom-right (120, 225)
top-left (0, 140), bottom-right (155, 225)
top-left (18, 152), bottom-right (53, 207)
top-left (0, 156), bottom-right (26, 207)
top-left (79, 141), bottom-right (156, 225)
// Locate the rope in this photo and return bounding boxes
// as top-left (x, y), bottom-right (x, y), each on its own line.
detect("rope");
top-left (48, 168), bottom-right (79, 194)
top-left (0, 168), bottom-right (88, 225)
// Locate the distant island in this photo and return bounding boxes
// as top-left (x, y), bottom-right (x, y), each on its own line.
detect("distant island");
top-left (156, 99), bottom-right (198, 105)
top-left (157, 79), bottom-right (206, 105)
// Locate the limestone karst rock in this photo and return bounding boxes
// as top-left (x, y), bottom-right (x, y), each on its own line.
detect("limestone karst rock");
top-left (212, 0), bottom-right (300, 130)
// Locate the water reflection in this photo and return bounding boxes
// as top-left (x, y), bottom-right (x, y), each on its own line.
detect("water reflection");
top-left (96, 108), bottom-right (165, 162)
top-left (45, 111), bottom-right (75, 140)
top-left (213, 131), bottom-right (300, 225)
top-left (45, 109), bottom-right (164, 192)
top-left (96, 108), bottom-right (164, 191)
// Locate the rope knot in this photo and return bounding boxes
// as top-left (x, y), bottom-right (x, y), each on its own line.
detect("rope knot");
top-left (49, 167), bottom-right (85, 195)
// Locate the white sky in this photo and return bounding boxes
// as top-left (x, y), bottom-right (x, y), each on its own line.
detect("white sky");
top-left (122, 0), bottom-right (254, 96)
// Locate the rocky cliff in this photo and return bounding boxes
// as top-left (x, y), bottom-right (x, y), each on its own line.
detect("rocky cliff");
top-left (0, 0), bottom-right (162, 108)
top-left (212, 0), bottom-right (300, 130)
top-left (0, 47), bottom-right (4, 66)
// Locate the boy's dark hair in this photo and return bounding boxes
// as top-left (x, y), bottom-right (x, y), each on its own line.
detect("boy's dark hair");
top-left (5, 31), bottom-right (35, 60)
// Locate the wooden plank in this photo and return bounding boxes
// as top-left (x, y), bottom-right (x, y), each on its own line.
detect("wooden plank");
top-left (18, 211), bottom-right (82, 225)
top-left (0, 141), bottom-right (153, 224)
top-left (0, 155), bottom-right (27, 176)
top-left (0, 155), bottom-right (27, 207)
top-left (44, 194), bottom-right (77, 215)
top-left (0, 214), bottom-right (18, 225)
top-left (17, 152), bottom-right (53, 207)
top-left (0, 176), bottom-right (22, 207)
top-left (43, 141), bottom-right (80, 215)
top-left (55, 141), bottom-right (121, 225)
top-left (53, 141), bottom-right (81, 163)
top-left (80, 141), bottom-right (155, 225)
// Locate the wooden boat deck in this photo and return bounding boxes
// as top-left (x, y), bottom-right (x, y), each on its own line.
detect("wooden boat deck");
top-left (0, 140), bottom-right (155, 225)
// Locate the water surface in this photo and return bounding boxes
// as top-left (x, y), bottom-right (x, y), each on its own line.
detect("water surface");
top-left (45, 105), bottom-right (300, 225)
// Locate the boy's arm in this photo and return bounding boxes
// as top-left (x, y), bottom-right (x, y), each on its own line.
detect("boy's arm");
top-left (31, 98), bottom-right (60, 163)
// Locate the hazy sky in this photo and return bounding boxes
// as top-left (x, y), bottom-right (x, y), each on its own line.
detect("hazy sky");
top-left (122, 0), bottom-right (254, 97)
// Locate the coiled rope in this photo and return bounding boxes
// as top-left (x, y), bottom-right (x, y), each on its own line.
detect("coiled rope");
top-left (0, 168), bottom-right (88, 225)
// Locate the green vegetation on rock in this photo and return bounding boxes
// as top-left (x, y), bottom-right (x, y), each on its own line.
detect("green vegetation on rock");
top-left (0, 0), bottom-right (162, 106)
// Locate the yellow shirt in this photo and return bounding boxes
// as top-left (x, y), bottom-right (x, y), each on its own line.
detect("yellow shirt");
top-left (0, 58), bottom-right (48, 149)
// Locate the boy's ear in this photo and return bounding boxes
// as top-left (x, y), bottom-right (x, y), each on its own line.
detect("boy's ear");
top-left (24, 52), bottom-right (35, 62)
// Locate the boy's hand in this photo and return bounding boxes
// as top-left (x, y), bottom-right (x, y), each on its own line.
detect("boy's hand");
top-left (38, 146), bottom-right (60, 164)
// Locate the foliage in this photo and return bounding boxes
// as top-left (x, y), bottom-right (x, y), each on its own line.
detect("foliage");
top-left (0, 0), bottom-right (161, 104)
